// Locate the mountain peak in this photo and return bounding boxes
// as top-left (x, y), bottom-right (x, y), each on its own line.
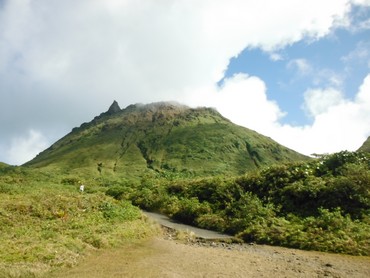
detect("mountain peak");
top-left (27, 101), bottom-right (308, 177)
top-left (107, 100), bottom-right (121, 114)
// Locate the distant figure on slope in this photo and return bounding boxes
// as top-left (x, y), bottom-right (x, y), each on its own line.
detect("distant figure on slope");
top-left (79, 184), bottom-right (85, 192)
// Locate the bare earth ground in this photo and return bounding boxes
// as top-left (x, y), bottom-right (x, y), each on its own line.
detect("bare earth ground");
top-left (50, 235), bottom-right (370, 278)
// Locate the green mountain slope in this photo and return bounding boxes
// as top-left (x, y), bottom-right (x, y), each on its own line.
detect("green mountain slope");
top-left (358, 136), bottom-right (370, 153)
top-left (26, 101), bottom-right (308, 179)
top-left (0, 162), bottom-right (9, 168)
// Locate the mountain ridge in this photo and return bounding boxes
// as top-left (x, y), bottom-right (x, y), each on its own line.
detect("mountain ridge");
top-left (26, 101), bottom-right (308, 179)
top-left (358, 136), bottom-right (370, 153)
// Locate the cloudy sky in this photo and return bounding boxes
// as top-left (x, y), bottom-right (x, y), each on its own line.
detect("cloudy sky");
top-left (1, 0), bottom-right (370, 165)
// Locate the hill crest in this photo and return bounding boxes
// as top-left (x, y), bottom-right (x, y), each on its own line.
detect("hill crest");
top-left (358, 136), bottom-right (370, 153)
top-left (26, 101), bottom-right (308, 179)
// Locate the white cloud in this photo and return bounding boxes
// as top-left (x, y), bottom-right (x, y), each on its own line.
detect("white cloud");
top-left (0, 0), bottom-right (365, 164)
top-left (312, 69), bottom-right (345, 88)
top-left (269, 53), bottom-right (284, 61)
top-left (215, 75), bottom-right (285, 134)
top-left (182, 73), bottom-right (285, 135)
top-left (341, 41), bottom-right (370, 67)
top-left (357, 18), bottom-right (370, 30)
top-left (346, 0), bottom-right (370, 32)
top-left (183, 73), bottom-right (370, 156)
top-left (351, 0), bottom-right (370, 5)
top-left (281, 74), bottom-right (370, 155)
top-left (287, 59), bottom-right (313, 75)
top-left (286, 58), bottom-right (344, 88)
top-left (0, 0), bottom-right (351, 99)
top-left (302, 88), bottom-right (346, 117)
top-left (7, 130), bottom-right (49, 165)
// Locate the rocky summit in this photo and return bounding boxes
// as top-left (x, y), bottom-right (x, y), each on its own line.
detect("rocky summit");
top-left (107, 100), bottom-right (121, 114)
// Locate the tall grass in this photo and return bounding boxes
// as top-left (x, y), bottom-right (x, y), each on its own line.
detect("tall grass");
top-left (0, 167), bottom-right (156, 277)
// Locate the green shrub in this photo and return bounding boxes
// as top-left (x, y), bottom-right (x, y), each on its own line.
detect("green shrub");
top-left (111, 150), bottom-right (370, 255)
top-left (99, 200), bottom-right (141, 222)
top-left (61, 177), bottom-right (81, 185)
top-left (106, 185), bottom-right (128, 200)
top-left (298, 208), bottom-right (370, 255)
top-left (196, 213), bottom-right (226, 231)
top-left (172, 198), bottom-right (212, 225)
top-left (224, 192), bottom-right (277, 234)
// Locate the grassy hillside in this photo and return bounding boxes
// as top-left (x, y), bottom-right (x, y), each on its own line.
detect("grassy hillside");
top-left (0, 166), bottom-right (156, 277)
top-left (26, 102), bottom-right (307, 180)
top-left (0, 162), bottom-right (9, 168)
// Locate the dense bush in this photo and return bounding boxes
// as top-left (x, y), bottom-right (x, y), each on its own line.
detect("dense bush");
top-left (99, 200), bottom-right (141, 221)
top-left (122, 151), bottom-right (370, 255)
top-left (172, 197), bottom-right (212, 225)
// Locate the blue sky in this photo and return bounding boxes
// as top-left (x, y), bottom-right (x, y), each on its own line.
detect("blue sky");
top-left (0, 0), bottom-right (370, 164)
top-left (222, 18), bottom-right (370, 126)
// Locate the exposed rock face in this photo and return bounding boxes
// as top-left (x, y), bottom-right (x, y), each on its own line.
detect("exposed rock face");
top-left (107, 100), bottom-right (121, 115)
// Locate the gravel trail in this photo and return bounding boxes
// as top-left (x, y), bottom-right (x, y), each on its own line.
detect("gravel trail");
top-left (49, 214), bottom-right (370, 278)
top-left (51, 236), bottom-right (370, 278)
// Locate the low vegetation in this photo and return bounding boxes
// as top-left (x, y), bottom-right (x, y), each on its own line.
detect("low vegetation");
top-left (1, 149), bottom-right (369, 275)
top-left (0, 167), bottom-right (156, 277)
top-left (106, 151), bottom-right (370, 256)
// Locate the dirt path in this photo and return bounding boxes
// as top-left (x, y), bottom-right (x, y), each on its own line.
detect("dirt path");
top-left (143, 211), bottom-right (233, 240)
top-left (50, 235), bottom-right (370, 278)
